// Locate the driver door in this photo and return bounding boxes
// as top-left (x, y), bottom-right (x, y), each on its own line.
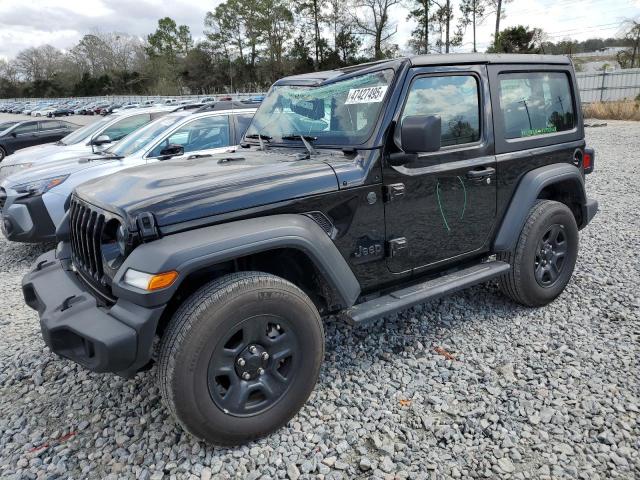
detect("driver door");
top-left (384, 66), bottom-right (497, 274)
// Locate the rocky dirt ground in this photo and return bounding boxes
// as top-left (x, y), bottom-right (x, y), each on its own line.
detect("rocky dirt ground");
top-left (0, 121), bottom-right (638, 479)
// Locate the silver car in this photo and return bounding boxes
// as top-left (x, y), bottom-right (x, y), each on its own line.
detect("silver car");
top-left (0, 107), bottom-right (176, 180)
top-left (0, 106), bottom-right (256, 243)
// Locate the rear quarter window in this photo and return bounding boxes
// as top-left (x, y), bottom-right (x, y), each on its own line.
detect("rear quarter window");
top-left (498, 71), bottom-right (575, 139)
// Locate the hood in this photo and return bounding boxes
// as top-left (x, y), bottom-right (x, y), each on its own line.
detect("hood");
top-left (75, 148), bottom-right (342, 228)
top-left (3, 154), bottom-right (120, 188)
top-left (2, 143), bottom-right (91, 168)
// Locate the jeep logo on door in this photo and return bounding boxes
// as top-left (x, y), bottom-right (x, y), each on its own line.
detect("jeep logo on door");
top-left (352, 236), bottom-right (384, 264)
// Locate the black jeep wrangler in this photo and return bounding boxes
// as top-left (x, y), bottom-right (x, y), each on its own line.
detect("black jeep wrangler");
top-left (23, 54), bottom-right (597, 445)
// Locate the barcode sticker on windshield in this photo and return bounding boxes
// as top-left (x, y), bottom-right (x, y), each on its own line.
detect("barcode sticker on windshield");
top-left (345, 86), bottom-right (388, 105)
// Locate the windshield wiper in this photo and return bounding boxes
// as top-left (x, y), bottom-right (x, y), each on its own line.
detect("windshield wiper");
top-left (281, 134), bottom-right (317, 155)
top-left (245, 133), bottom-right (272, 151)
top-left (245, 134), bottom-right (272, 141)
top-left (97, 151), bottom-right (125, 160)
top-left (281, 134), bottom-right (318, 141)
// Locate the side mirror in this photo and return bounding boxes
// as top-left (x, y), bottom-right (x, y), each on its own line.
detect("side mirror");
top-left (11, 132), bottom-right (17, 137)
top-left (400, 115), bottom-right (442, 154)
top-left (389, 115), bottom-right (442, 166)
top-left (159, 144), bottom-right (184, 158)
top-left (91, 134), bottom-right (112, 146)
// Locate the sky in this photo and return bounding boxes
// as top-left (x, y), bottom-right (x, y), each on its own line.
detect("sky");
top-left (0, 0), bottom-right (639, 61)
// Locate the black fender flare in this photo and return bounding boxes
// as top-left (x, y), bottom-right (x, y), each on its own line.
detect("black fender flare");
top-left (111, 214), bottom-right (361, 309)
top-left (493, 163), bottom-right (587, 252)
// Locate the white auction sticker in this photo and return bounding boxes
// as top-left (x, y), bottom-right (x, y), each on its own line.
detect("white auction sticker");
top-left (345, 86), bottom-right (388, 105)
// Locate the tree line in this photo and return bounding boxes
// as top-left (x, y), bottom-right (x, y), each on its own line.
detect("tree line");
top-left (0, 0), bottom-right (637, 98)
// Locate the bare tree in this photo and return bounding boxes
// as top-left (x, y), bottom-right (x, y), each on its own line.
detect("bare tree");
top-left (458, 0), bottom-right (487, 52)
top-left (617, 18), bottom-right (640, 68)
top-left (430, 0), bottom-right (461, 53)
top-left (354, 0), bottom-right (401, 59)
top-left (296, 0), bottom-right (327, 69)
top-left (15, 45), bottom-right (63, 81)
top-left (407, 0), bottom-right (432, 54)
top-left (488, 0), bottom-right (511, 48)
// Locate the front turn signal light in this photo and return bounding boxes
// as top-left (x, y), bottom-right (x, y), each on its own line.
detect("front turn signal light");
top-left (124, 269), bottom-right (179, 291)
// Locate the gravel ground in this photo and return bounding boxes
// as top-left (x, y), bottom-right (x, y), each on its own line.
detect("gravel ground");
top-left (1, 121), bottom-right (638, 480)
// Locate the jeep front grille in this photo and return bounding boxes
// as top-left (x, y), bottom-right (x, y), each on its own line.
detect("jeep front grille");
top-left (69, 198), bottom-right (106, 283)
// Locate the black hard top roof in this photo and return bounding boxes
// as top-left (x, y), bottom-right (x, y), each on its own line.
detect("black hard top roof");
top-left (276, 53), bottom-right (571, 86)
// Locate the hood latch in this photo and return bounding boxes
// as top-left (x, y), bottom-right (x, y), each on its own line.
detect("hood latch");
top-left (136, 212), bottom-right (159, 242)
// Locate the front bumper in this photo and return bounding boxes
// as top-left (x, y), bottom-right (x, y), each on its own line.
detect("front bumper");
top-left (22, 249), bottom-right (165, 376)
top-left (1, 190), bottom-right (56, 243)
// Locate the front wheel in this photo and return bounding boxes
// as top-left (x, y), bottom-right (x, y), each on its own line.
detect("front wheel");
top-left (498, 200), bottom-right (579, 307)
top-left (158, 271), bottom-right (324, 445)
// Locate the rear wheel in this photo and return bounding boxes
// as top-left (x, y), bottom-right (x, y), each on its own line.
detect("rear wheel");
top-left (498, 200), bottom-right (579, 307)
top-left (158, 271), bottom-right (324, 445)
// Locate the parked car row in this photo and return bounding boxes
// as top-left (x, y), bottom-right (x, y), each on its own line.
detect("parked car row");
top-left (0, 95), bottom-right (264, 118)
top-left (0, 120), bottom-right (78, 162)
top-left (0, 101), bottom-right (255, 242)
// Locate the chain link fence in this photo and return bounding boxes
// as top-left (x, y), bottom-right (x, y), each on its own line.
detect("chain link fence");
top-left (576, 68), bottom-right (640, 103)
top-left (4, 69), bottom-right (640, 105)
top-left (0, 93), bottom-right (265, 104)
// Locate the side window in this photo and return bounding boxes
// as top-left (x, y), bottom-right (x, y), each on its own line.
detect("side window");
top-left (498, 72), bottom-right (575, 139)
top-left (149, 116), bottom-right (230, 157)
top-left (102, 114), bottom-right (151, 141)
top-left (39, 121), bottom-right (62, 131)
top-left (402, 75), bottom-right (481, 147)
top-left (13, 122), bottom-right (38, 135)
top-left (235, 113), bottom-right (254, 141)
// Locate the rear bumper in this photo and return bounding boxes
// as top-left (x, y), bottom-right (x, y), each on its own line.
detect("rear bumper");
top-left (22, 250), bottom-right (165, 376)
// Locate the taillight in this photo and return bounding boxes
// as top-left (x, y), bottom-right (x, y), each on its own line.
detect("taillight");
top-left (583, 148), bottom-right (595, 174)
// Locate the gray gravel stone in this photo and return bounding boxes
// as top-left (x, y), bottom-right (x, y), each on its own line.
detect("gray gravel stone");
top-left (0, 121), bottom-right (639, 479)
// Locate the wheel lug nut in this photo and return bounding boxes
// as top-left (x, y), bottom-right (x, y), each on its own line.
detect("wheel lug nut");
top-left (237, 358), bottom-right (246, 367)
top-left (242, 372), bottom-right (251, 380)
top-left (257, 368), bottom-right (265, 376)
top-left (249, 345), bottom-right (257, 354)
top-left (261, 352), bottom-right (269, 360)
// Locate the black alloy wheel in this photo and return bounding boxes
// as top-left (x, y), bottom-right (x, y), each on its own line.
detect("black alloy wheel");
top-left (498, 200), bottom-right (579, 307)
top-left (208, 314), bottom-right (299, 417)
top-left (158, 271), bottom-right (324, 446)
top-left (534, 224), bottom-right (568, 287)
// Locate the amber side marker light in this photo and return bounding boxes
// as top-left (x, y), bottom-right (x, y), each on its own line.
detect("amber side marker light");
top-left (124, 269), bottom-right (179, 291)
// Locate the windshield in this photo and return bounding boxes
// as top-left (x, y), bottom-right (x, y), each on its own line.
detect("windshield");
top-left (59, 117), bottom-right (112, 145)
top-left (106, 115), bottom-right (185, 157)
top-left (245, 69), bottom-right (394, 146)
top-left (0, 122), bottom-right (18, 135)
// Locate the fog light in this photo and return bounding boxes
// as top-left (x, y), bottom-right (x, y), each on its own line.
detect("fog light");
top-left (124, 269), bottom-right (178, 291)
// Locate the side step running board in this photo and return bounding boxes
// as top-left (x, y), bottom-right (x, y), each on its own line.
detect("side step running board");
top-left (342, 261), bottom-right (510, 325)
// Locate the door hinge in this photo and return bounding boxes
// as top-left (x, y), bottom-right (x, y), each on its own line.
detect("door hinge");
top-left (388, 237), bottom-right (408, 257)
top-left (384, 183), bottom-right (405, 202)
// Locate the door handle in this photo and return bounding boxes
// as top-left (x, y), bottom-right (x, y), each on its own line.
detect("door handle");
top-left (466, 167), bottom-right (495, 179)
